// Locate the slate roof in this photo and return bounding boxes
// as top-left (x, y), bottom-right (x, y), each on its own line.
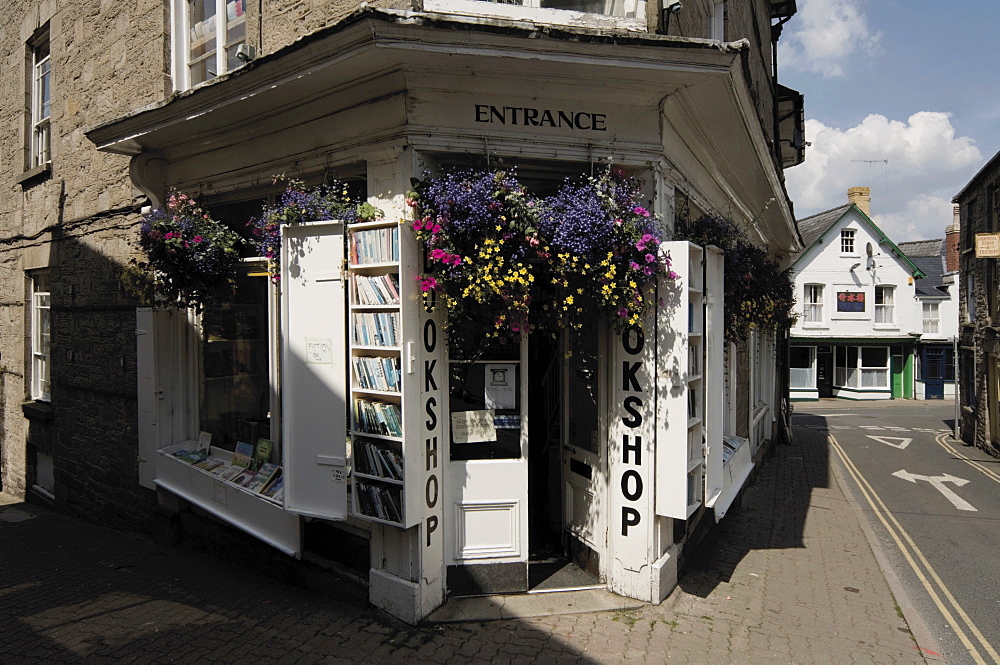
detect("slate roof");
top-left (899, 239), bottom-right (949, 298)
top-left (792, 204), bottom-right (852, 261)
top-left (897, 239), bottom-right (943, 258)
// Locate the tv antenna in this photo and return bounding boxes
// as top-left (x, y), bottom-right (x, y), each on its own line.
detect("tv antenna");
top-left (851, 158), bottom-right (889, 192)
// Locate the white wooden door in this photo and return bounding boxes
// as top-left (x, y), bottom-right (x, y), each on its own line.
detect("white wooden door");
top-left (445, 343), bottom-right (530, 586)
top-left (562, 326), bottom-right (608, 567)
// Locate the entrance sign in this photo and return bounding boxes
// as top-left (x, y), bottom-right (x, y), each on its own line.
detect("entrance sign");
top-left (474, 104), bottom-right (607, 131)
top-left (891, 470), bottom-right (977, 511)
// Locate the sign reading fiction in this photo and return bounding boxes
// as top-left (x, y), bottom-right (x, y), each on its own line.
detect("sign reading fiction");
top-left (474, 104), bottom-right (607, 132)
top-left (836, 291), bottom-right (866, 312)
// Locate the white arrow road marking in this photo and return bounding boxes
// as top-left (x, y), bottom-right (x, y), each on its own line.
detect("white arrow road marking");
top-left (860, 425), bottom-right (885, 430)
top-left (867, 435), bottom-right (912, 449)
top-left (892, 470), bottom-right (978, 511)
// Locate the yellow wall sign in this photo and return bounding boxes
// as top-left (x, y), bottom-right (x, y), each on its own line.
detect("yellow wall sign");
top-left (976, 233), bottom-right (1000, 258)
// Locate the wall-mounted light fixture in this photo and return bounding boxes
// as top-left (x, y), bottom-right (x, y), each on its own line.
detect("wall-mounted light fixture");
top-left (660, 0), bottom-right (682, 34)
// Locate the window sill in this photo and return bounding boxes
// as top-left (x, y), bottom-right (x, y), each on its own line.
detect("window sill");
top-left (801, 323), bottom-right (828, 330)
top-left (22, 399), bottom-right (53, 421)
top-left (871, 324), bottom-right (898, 330)
top-left (17, 163), bottom-right (51, 188)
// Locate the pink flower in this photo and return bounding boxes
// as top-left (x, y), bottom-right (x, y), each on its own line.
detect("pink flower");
top-left (193, 235), bottom-right (204, 243)
top-left (614, 218), bottom-right (623, 225)
top-left (667, 271), bottom-right (679, 280)
top-left (634, 207), bottom-right (650, 217)
top-left (164, 232), bottom-right (176, 240)
top-left (645, 253), bottom-right (656, 263)
top-left (430, 249), bottom-right (446, 260)
top-left (629, 261), bottom-right (640, 270)
top-left (413, 219), bottom-right (424, 231)
top-left (635, 241), bottom-right (646, 251)
top-left (528, 237), bottom-right (540, 248)
top-left (451, 255), bottom-right (462, 266)
top-left (417, 276), bottom-right (438, 292)
top-left (641, 234), bottom-right (655, 244)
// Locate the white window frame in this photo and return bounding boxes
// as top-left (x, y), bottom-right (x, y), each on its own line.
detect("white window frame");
top-left (788, 346), bottom-right (815, 390)
top-left (874, 285), bottom-right (894, 325)
top-left (859, 346), bottom-right (889, 389)
top-left (840, 228), bottom-right (856, 254)
top-left (171, 0), bottom-right (247, 91)
top-left (421, 0), bottom-right (647, 32)
top-left (923, 301), bottom-right (940, 335)
top-left (30, 272), bottom-right (51, 402)
top-left (29, 31), bottom-right (51, 168)
top-left (803, 283), bottom-right (823, 323)
top-left (709, 1), bottom-right (726, 39)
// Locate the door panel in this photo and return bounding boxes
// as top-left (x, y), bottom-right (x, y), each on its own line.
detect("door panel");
top-left (562, 327), bottom-right (606, 567)
top-left (446, 345), bottom-right (529, 581)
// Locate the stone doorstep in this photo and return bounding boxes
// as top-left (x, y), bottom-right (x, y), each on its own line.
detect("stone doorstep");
top-left (426, 588), bottom-right (647, 623)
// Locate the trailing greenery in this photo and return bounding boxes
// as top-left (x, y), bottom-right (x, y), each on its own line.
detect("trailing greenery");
top-left (675, 214), bottom-right (795, 343)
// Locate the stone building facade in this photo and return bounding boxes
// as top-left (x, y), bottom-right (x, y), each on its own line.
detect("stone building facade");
top-left (2, 0), bottom-right (804, 622)
top-left (955, 150), bottom-right (1000, 457)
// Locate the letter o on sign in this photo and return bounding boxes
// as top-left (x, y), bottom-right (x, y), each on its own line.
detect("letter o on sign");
top-left (621, 469), bottom-right (643, 501)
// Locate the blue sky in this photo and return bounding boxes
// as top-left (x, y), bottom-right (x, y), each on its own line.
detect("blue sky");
top-left (779, 0), bottom-right (999, 242)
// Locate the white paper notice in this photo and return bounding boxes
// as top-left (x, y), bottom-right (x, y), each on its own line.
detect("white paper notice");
top-left (451, 409), bottom-right (497, 444)
top-left (484, 363), bottom-right (516, 410)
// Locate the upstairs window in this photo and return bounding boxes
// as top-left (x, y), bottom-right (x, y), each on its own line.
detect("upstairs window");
top-left (423, 0), bottom-right (646, 29)
top-left (840, 228), bottom-right (856, 254)
top-left (803, 284), bottom-right (823, 323)
top-left (30, 271), bottom-right (51, 402)
top-left (922, 301), bottom-right (940, 335)
top-left (29, 29), bottom-right (51, 168)
top-left (874, 285), bottom-right (894, 324)
top-left (173, 0), bottom-right (247, 90)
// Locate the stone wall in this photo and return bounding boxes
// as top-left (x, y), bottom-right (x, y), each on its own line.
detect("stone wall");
top-left (0, 0), bottom-right (158, 524)
top-left (956, 153), bottom-right (1000, 458)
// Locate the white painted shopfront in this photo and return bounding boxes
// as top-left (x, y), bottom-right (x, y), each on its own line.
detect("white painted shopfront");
top-left (92, 10), bottom-right (792, 623)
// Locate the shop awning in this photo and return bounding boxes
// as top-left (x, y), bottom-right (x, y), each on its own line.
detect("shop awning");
top-left (86, 8), bottom-right (800, 253)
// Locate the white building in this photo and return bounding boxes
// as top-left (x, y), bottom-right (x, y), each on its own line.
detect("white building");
top-left (787, 187), bottom-right (956, 401)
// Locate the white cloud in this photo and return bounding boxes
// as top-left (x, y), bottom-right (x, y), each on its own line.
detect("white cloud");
top-left (780, 0), bottom-right (881, 78)
top-left (786, 112), bottom-right (982, 241)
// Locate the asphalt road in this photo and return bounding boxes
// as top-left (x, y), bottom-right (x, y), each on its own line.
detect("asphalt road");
top-left (792, 399), bottom-right (1000, 665)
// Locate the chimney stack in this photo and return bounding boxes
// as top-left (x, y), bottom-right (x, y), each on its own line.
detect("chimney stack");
top-left (946, 204), bottom-right (961, 272)
top-left (848, 186), bottom-right (871, 217)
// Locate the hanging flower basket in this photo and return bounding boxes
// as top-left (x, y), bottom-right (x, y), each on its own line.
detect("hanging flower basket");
top-left (136, 191), bottom-right (244, 311)
top-left (411, 166), bottom-right (678, 342)
top-left (248, 177), bottom-right (382, 283)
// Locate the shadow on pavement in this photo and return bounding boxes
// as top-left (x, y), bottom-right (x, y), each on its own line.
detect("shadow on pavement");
top-left (677, 415), bottom-right (829, 599)
top-left (0, 499), bottom-right (606, 664)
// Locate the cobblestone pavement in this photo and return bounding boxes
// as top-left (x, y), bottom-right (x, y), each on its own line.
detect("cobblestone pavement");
top-left (0, 425), bottom-right (931, 664)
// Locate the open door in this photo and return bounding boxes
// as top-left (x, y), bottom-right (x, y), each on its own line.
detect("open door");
top-left (445, 338), bottom-right (530, 595)
top-left (560, 325), bottom-right (607, 579)
top-left (281, 220), bottom-right (350, 520)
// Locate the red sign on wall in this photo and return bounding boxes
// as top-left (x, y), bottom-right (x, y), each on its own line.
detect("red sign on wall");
top-left (836, 291), bottom-right (865, 312)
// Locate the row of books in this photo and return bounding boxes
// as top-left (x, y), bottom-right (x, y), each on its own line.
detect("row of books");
top-left (355, 481), bottom-right (403, 523)
top-left (171, 449), bottom-right (284, 501)
top-left (352, 355), bottom-right (401, 393)
top-left (353, 398), bottom-right (403, 437)
top-left (349, 226), bottom-right (399, 265)
top-left (353, 439), bottom-right (404, 481)
top-left (352, 272), bottom-right (400, 306)
top-left (352, 312), bottom-right (401, 347)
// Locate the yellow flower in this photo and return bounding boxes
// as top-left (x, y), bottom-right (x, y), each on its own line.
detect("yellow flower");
top-left (565, 295), bottom-right (574, 305)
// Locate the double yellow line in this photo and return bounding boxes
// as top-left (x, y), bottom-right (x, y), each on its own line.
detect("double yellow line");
top-left (828, 433), bottom-right (1000, 665)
